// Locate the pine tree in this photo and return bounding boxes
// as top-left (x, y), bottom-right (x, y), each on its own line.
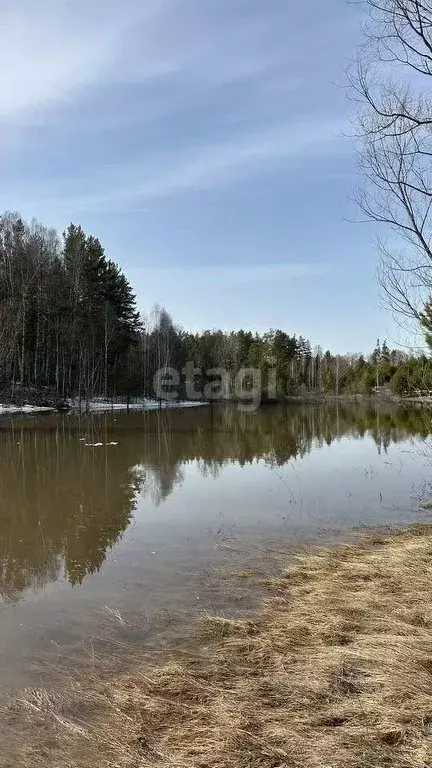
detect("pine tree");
top-left (371, 338), bottom-right (381, 364)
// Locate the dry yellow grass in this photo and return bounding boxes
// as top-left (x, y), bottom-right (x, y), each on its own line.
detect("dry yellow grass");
top-left (7, 525), bottom-right (432, 768)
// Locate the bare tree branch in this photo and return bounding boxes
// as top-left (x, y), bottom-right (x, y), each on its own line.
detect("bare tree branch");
top-left (351, 0), bottom-right (432, 324)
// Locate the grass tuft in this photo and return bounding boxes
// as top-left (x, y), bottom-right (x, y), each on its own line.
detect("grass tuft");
top-left (6, 525), bottom-right (432, 767)
top-left (201, 614), bottom-right (260, 639)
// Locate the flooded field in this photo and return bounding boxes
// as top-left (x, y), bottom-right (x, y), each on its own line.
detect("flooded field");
top-left (0, 403), bottom-right (430, 692)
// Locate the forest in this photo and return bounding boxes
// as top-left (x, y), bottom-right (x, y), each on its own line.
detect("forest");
top-left (0, 211), bottom-right (431, 405)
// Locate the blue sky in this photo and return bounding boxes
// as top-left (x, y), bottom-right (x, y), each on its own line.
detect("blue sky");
top-left (0, 0), bottom-right (402, 352)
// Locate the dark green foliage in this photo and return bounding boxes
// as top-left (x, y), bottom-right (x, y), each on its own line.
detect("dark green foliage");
top-left (359, 367), bottom-right (376, 395)
top-left (0, 213), bottom-right (141, 401)
top-left (0, 210), bottom-right (431, 404)
top-left (389, 358), bottom-right (432, 395)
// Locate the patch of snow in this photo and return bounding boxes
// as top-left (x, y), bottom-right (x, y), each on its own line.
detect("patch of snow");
top-left (0, 403), bottom-right (54, 415)
top-left (70, 398), bottom-right (207, 413)
top-left (175, 401), bottom-right (208, 408)
top-left (84, 441), bottom-right (119, 447)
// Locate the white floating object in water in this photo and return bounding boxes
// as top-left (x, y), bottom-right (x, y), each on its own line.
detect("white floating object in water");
top-left (85, 442), bottom-right (104, 447)
top-left (107, 441), bottom-right (118, 446)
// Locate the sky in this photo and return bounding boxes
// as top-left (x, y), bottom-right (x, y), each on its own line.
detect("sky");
top-left (0, 0), bottom-right (403, 353)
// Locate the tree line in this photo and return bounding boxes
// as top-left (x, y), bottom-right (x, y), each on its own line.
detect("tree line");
top-left (1, 211), bottom-right (431, 405)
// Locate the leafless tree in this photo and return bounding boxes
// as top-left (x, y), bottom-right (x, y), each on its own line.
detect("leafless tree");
top-left (350, 0), bottom-right (432, 328)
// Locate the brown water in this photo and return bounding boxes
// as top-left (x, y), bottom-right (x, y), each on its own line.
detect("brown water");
top-left (0, 403), bottom-right (431, 691)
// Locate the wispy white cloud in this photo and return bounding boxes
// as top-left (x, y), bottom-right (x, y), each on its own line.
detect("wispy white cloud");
top-left (0, 5), bottom-right (109, 118)
top-left (0, 0), bottom-right (167, 120)
top-left (0, 0), bottom-right (293, 123)
top-left (0, 0), bottom-right (378, 349)
top-left (22, 116), bottom-right (348, 212)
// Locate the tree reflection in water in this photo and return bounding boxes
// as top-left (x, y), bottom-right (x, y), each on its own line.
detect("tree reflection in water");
top-left (0, 403), bottom-right (428, 601)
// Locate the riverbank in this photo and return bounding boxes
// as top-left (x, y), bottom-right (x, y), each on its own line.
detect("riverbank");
top-left (0, 403), bottom-right (55, 415)
top-left (9, 525), bottom-right (432, 768)
top-left (0, 398), bottom-right (208, 415)
top-left (0, 390), bottom-right (429, 414)
top-left (68, 397), bottom-right (208, 412)
top-left (285, 392), bottom-right (432, 409)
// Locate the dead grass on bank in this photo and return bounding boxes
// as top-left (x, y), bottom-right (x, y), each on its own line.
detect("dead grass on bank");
top-left (8, 526), bottom-right (432, 768)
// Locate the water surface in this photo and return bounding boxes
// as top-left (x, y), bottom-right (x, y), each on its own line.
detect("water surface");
top-left (0, 403), bottom-right (430, 690)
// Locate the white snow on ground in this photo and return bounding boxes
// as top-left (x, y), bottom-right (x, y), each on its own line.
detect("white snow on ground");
top-left (84, 442), bottom-right (119, 447)
top-left (69, 398), bottom-right (207, 412)
top-left (0, 404), bottom-right (54, 415)
top-left (0, 400), bottom-right (207, 416)
top-left (0, 400), bottom-right (208, 415)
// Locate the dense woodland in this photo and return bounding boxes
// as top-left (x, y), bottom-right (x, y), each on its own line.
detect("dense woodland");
top-left (1, 212), bottom-right (432, 404)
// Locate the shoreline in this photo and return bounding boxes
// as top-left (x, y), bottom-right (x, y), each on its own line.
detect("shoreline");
top-left (284, 393), bottom-right (432, 407)
top-left (0, 399), bottom-right (209, 416)
top-left (9, 524), bottom-right (432, 768)
top-left (0, 393), bottom-right (429, 415)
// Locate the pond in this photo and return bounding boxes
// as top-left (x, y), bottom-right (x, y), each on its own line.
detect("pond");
top-left (0, 402), bottom-right (431, 691)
